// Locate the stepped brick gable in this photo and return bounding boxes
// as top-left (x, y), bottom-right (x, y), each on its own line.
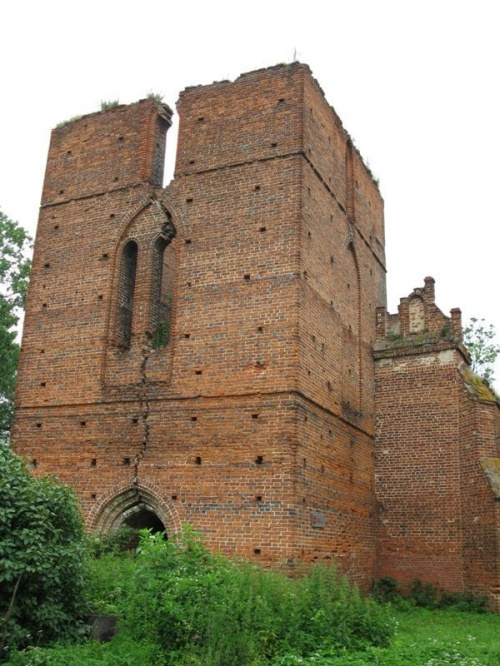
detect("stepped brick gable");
top-left (12, 63), bottom-right (500, 608)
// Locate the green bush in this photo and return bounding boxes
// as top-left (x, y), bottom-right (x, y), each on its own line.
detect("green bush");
top-left (370, 577), bottom-right (401, 604)
top-left (0, 447), bottom-right (88, 658)
top-left (408, 578), bottom-right (439, 608)
top-left (119, 528), bottom-right (393, 665)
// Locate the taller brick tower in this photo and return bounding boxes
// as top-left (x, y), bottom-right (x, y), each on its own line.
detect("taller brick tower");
top-left (13, 63), bottom-right (384, 585)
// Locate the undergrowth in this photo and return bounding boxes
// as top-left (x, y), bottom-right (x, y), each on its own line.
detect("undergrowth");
top-left (8, 531), bottom-right (499, 665)
top-left (8, 528), bottom-right (392, 665)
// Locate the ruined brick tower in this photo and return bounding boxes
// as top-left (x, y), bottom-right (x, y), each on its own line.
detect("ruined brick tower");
top-left (12, 63), bottom-right (500, 607)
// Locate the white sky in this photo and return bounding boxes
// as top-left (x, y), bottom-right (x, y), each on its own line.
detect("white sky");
top-left (1, 0), bottom-right (499, 382)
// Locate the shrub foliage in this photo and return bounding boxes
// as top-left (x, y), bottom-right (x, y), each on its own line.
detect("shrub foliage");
top-left (117, 528), bottom-right (393, 665)
top-left (0, 446), bottom-right (88, 657)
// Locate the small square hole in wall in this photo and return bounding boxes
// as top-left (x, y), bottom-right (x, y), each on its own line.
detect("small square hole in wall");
top-left (255, 455), bottom-right (264, 465)
top-left (123, 457), bottom-right (131, 466)
top-left (171, 494), bottom-right (178, 500)
top-left (271, 142), bottom-right (277, 148)
top-left (251, 413), bottom-right (259, 419)
top-left (44, 262), bottom-right (50, 268)
top-left (184, 333), bottom-right (191, 339)
top-left (259, 226), bottom-right (266, 232)
top-left (254, 185), bottom-right (261, 191)
top-left (254, 548), bottom-right (261, 555)
top-left (185, 239), bottom-right (192, 244)
top-left (198, 116), bottom-right (205, 122)
top-left (186, 198), bottom-right (193, 204)
top-left (110, 214), bottom-right (115, 219)
top-left (186, 282), bottom-right (192, 287)
top-left (40, 382), bottom-right (46, 387)
top-left (118, 135), bottom-right (124, 141)
top-left (42, 303), bottom-right (47, 308)
top-left (67, 150), bottom-right (72, 155)
top-left (40, 349), bottom-right (45, 354)
top-left (191, 416), bottom-right (198, 422)
top-left (101, 253), bottom-right (109, 259)
top-left (90, 458), bottom-right (97, 467)
top-left (132, 418), bottom-right (139, 424)
top-left (59, 190), bottom-right (64, 195)
top-left (189, 160), bottom-right (195, 165)
top-left (244, 274), bottom-right (251, 281)
top-left (80, 421), bottom-right (86, 427)
top-left (98, 294), bottom-right (103, 301)
top-left (195, 370), bottom-right (202, 375)
top-left (54, 224), bottom-right (59, 229)
top-left (278, 98), bottom-right (285, 104)
top-left (36, 422), bottom-right (42, 428)
top-left (195, 456), bottom-right (202, 465)
top-left (256, 495), bottom-right (262, 502)
top-left (32, 459), bottom-right (38, 468)
top-left (257, 326), bottom-right (263, 333)
top-left (114, 176), bottom-right (119, 182)
top-left (91, 493), bottom-right (97, 499)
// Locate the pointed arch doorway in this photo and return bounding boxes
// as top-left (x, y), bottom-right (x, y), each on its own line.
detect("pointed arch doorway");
top-left (87, 482), bottom-right (183, 539)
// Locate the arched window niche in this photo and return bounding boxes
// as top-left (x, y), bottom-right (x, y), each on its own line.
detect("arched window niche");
top-left (117, 240), bottom-right (138, 348)
top-left (151, 230), bottom-right (177, 349)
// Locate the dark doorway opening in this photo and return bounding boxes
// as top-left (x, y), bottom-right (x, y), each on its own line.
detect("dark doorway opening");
top-left (123, 506), bottom-right (166, 533)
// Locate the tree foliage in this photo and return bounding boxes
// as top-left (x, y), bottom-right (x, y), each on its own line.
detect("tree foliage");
top-left (0, 209), bottom-right (32, 442)
top-left (463, 317), bottom-right (500, 383)
top-left (0, 446), bottom-right (89, 658)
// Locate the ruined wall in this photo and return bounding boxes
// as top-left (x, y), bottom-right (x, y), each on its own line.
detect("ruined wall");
top-left (374, 280), bottom-right (500, 608)
top-left (13, 62), bottom-right (498, 602)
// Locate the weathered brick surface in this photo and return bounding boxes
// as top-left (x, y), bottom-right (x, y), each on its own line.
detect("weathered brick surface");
top-left (374, 286), bottom-right (500, 609)
top-left (12, 63), bottom-right (499, 604)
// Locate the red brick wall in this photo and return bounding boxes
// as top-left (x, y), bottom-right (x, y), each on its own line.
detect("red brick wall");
top-left (374, 285), bottom-right (500, 608)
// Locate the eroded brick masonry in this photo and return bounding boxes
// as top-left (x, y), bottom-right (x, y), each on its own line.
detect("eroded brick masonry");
top-left (12, 63), bottom-right (500, 608)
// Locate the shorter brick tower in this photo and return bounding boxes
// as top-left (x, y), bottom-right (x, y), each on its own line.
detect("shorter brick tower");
top-left (12, 63), bottom-right (500, 607)
top-left (375, 278), bottom-right (500, 608)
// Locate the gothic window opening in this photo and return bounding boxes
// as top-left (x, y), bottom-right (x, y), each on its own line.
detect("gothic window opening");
top-left (117, 240), bottom-right (138, 348)
top-left (151, 234), bottom-right (177, 348)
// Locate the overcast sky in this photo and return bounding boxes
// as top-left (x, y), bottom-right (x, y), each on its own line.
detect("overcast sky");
top-left (1, 0), bottom-right (499, 381)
